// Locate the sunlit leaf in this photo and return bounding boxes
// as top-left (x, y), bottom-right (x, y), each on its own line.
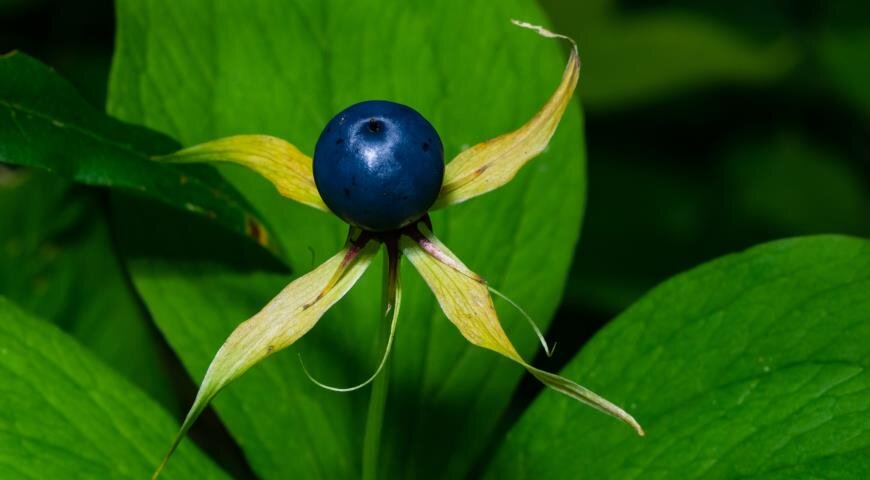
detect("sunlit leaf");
top-left (487, 235), bottom-right (870, 479)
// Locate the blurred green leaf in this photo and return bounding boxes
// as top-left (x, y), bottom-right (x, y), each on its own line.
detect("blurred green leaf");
top-left (817, 28), bottom-right (870, 116)
top-left (724, 134), bottom-right (869, 234)
top-left (0, 52), bottom-right (276, 252)
top-left (0, 295), bottom-right (228, 479)
top-left (488, 235), bottom-right (870, 478)
top-left (567, 129), bottom-right (870, 317)
top-left (566, 157), bottom-right (712, 314)
top-left (109, 0), bottom-right (584, 477)
top-left (0, 170), bottom-right (178, 412)
top-left (538, 0), bottom-right (797, 110)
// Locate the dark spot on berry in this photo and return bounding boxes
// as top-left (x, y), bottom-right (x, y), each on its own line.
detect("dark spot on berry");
top-left (422, 142), bottom-right (430, 151)
top-left (335, 138), bottom-right (344, 145)
top-left (343, 187), bottom-right (351, 197)
top-left (367, 118), bottom-right (382, 133)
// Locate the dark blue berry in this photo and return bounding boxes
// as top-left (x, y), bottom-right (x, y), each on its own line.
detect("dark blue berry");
top-left (313, 100), bottom-right (445, 231)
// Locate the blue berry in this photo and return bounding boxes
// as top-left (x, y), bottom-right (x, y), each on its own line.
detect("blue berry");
top-left (313, 100), bottom-right (445, 231)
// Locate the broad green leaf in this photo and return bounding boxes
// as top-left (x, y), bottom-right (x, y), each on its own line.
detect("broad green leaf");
top-left (487, 235), bottom-right (870, 479)
top-left (0, 170), bottom-right (178, 412)
top-left (0, 295), bottom-right (228, 479)
top-left (538, 0), bottom-right (797, 110)
top-left (109, 1), bottom-right (584, 477)
top-left (0, 52), bottom-right (275, 251)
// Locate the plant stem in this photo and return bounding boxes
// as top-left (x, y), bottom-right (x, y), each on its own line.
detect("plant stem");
top-left (362, 240), bottom-right (399, 480)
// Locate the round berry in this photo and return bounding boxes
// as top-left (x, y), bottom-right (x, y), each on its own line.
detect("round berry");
top-left (313, 100), bottom-right (445, 232)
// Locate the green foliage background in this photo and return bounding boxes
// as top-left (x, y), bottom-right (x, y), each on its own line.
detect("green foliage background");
top-left (1, 0), bottom-right (868, 478)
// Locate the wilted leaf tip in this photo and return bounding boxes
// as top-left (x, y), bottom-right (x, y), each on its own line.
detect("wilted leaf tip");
top-left (512, 19), bottom-right (577, 48)
top-left (511, 19), bottom-right (580, 70)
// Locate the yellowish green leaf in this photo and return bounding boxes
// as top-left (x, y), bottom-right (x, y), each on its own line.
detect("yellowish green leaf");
top-left (154, 236), bottom-right (380, 478)
top-left (434, 22), bottom-right (580, 208)
top-left (400, 224), bottom-right (642, 435)
top-left (156, 135), bottom-right (328, 212)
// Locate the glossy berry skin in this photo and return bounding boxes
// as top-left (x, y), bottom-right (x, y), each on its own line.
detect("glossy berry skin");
top-left (313, 100), bottom-right (444, 232)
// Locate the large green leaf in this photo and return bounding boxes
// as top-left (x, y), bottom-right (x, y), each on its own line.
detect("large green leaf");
top-left (0, 52), bottom-right (275, 251)
top-left (109, 0), bottom-right (584, 477)
top-left (0, 295), bottom-right (228, 479)
top-left (487, 235), bottom-right (870, 478)
top-left (0, 170), bottom-right (178, 412)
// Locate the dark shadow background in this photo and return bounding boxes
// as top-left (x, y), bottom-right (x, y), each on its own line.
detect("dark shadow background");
top-left (2, 0), bottom-right (868, 478)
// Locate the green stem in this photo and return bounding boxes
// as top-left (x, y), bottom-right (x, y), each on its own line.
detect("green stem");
top-left (362, 241), bottom-right (399, 480)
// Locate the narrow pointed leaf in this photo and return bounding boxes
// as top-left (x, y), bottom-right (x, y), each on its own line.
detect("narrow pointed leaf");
top-left (0, 296), bottom-right (228, 479)
top-left (156, 135), bottom-right (328, 212)
top-left (0, 52), bottom-right (275, 251)
top-left (156, 237), bottom-right (379, 476)
top-left (401, 226), bottom-right (641, 434)
top-left (488, 235), bottom-right (870, 479)
top-left (434, 22), bottom-right (580, 208)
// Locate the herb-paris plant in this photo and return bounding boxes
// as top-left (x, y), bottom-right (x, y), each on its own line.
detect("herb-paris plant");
top-left (151, 22), bottom-right (642, 477)
top-left (2, 6), bottom-right (869, 477)
top-left (109, 2), bottom-right (587, 477)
